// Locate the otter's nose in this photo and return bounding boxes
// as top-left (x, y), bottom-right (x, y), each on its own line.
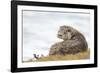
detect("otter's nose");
top-left (58, 33), bottom-right (62, 36)
top-left (58, 34), bottom-right (62, 36)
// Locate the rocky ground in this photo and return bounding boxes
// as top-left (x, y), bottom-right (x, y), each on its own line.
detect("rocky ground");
top-left (23, 49), bottom-right (90, 62)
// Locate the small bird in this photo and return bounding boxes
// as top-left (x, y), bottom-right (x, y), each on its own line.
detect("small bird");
top-left (33, 54), bottom-right (39, 60)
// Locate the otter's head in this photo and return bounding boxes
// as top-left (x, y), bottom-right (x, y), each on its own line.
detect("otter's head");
top-left (57, 25), bottom-right (77, 40)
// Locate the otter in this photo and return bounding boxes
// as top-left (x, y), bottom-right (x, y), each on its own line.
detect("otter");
top-left (49, 25), bottom-right (88, 55)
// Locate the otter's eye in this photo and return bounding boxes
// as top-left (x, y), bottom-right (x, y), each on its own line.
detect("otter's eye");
top-left (67, 30), bottom-right (71, 32)
top-left (64, 31), bottom-right (66, 34)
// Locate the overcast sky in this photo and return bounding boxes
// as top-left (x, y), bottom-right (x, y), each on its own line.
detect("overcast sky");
top-left (22, 10), bottom-right (91, 61)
